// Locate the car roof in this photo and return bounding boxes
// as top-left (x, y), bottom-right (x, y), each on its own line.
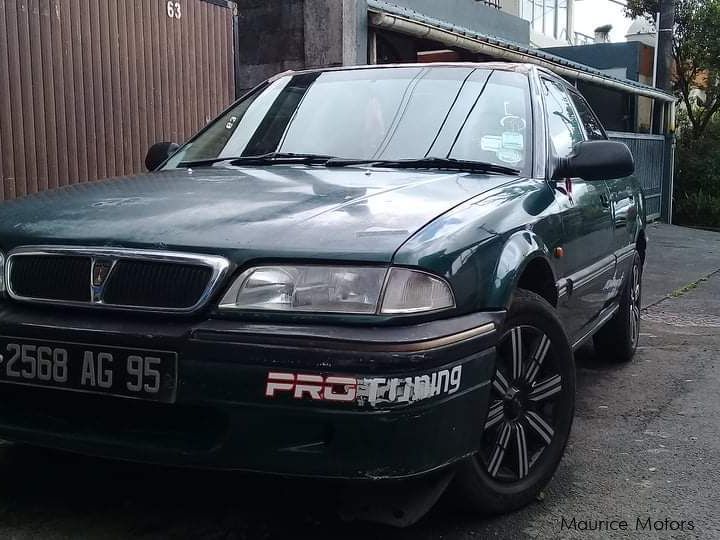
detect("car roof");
top-left (269, 61), bottom-right (542, 82)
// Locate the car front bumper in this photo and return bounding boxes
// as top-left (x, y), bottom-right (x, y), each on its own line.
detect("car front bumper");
top-left (0, 304), bottom-right (503, 479)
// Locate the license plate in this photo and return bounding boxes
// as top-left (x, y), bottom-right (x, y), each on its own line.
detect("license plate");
top-left (0, 337), bottom-right (177, 403)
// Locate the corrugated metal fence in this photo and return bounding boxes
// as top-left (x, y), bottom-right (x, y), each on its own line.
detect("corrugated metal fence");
top-left (0, 0), bottom-right (235, 201)
top-left (608, 131), bottom-right (673, 221)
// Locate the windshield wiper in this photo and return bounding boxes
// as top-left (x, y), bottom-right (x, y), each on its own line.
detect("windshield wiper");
top-left (178, 153), bottom-right (337, 168)
top-left (326, 156), bottom-right (520, 176)
top-left (178, 154), bottom-right (520, 175)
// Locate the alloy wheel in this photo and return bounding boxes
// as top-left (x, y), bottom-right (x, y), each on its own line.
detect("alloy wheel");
top-left (629, 263), bottom-right (641, 348)
top-left (479, 325), bottom-right (565, 482)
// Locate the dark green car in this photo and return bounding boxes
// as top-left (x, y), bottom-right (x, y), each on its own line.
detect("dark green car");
top-left (0, 63), bottom-right (643, 515)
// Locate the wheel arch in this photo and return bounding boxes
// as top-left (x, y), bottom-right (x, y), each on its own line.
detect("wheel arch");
top-left (487, 230), bottom-right (559, 310)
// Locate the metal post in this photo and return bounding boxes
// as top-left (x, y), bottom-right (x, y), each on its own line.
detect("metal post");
top-left (232, 3), bottom-right (242, 99)
top-left (368, 29), bottom-right (378, 64)
top-left (652, 12), bottom-right (660, 87)
top-left (662, 132), bottom-right (676, 223)
top-left (653, 0), bottom-right (674, 134)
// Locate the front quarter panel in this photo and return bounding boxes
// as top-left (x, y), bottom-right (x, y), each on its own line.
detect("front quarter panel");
top-left (393, 178), bottom-right (564, 314)
top-left (489, 230), bottom-right (556, 308)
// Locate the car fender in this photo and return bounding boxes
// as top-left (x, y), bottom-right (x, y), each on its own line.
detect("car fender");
top-left (486, 229), bottom-right (557, 309)
top-left (392, 178), bottom-right (561, 315)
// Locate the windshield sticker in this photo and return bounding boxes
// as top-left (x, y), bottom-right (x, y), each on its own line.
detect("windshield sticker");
top-left (501, 115), bottom-right (527, 130)
top-left (502, 132), bottom-right (524, 150)
top-left (497, 149), bottom-right (523, 164)
top-left (481, 136), bottom-right (503, 152)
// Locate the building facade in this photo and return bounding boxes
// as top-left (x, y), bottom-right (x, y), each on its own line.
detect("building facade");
top-left (0, 0), bottom-right (675, 220)
top-left (543, 41), bottom-right (656, 132)
top-left (512, 0), bottom-right (573, 47)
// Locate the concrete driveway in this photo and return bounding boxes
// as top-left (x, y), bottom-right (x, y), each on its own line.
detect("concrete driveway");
top-left (642, 223), bottom-right (720, 307)
top-left (0, 223), bottom-right (718, 539)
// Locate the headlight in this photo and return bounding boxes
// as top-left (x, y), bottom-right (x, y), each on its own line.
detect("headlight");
top-left (219, 266), bottom-right (386, 313)
top-left (218, 265), bottom-right (455, 315)
top-left (380, 268), bottom-right (455, 314)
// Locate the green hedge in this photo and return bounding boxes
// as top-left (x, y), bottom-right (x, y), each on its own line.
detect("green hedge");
top-left (674, 116), bottom-right (720, 228)
top-left (674, 190), bottom-right (720, 227)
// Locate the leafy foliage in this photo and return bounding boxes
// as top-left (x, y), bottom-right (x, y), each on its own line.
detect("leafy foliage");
top-left (674, 191), bottom-right (720, 227)
top-left (674, 112), bottom-right (720, 227)
top-left (627, 1), bottom-right (720, 226)
top-left (626, 0), bottom-right (720, 139)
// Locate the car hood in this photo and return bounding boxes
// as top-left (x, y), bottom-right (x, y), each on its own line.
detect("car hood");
top-left (0, 166), bottom-right (516, 264)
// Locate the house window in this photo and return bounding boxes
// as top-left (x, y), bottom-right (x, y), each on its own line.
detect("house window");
top-left (557, 1), bottom-right (568, 41)
top-left (521, 0), bottom-right (569, 41)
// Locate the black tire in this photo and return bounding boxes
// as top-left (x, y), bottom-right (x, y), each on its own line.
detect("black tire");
top-left (453, 289), bottom-right (576, 515)
top-left (593, 251), bottom-right (642, 363)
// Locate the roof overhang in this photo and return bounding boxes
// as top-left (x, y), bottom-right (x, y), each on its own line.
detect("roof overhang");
top-left (368, 1), bottom-right (675, 103)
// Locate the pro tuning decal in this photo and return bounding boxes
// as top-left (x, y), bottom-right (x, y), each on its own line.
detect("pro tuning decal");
top-left (265, 366), bottom-right (462, 408)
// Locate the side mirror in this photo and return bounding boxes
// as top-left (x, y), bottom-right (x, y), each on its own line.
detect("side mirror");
top-left (553, 140), bottom-right (634, 181)
top-left (145, 142), bottom-right (180, 171)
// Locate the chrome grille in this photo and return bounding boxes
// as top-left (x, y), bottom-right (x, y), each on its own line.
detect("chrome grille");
top-left (103, 260), bottom-right (212, 309)
top-left (10, 255), bottom-right (91, 302)
top-left (7, 247), bottom-right (230, 313)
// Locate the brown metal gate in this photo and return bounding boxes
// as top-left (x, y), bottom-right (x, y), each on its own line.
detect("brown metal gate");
top-left (0, 0), bottom-right (235, 201)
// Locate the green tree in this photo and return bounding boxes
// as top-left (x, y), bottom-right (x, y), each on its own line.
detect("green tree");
top-left (626, 0), bottom-right (720, 138)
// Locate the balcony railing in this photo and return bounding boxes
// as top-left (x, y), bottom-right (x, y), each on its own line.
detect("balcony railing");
top-left (573, 31), bottom-right (595, 45)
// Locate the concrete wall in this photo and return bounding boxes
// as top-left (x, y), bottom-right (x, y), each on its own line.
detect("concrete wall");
top-left (234, 0), bottom-right (532, 94)
top-left (235, 0), bottom-right (306, 91)
top-left (235, 0), bottom-right (367, 94)
top-left (305, 0), bottom-right (368, 66)
top-left (502, 0), bottom-right (521, 17)
top-left (542, 42), bottom-right (646, 82)
top-left (530, 29), bottom-right (570, 48)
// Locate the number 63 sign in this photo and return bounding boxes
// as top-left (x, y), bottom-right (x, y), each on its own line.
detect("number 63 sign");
top-left (167, 1), bottom-right (181, 19)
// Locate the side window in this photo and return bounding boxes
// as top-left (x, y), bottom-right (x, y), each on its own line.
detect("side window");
top-left (569, 90), bottom-right (607, 140)
top-left (541, 78), bottom-right (584, 158)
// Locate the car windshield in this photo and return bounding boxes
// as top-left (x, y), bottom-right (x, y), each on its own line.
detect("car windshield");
top-left (165, 67), bottom-right (532, 174)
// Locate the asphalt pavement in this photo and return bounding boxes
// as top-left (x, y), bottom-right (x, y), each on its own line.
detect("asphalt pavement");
top-left (0, 223), bottom-right (718, 539)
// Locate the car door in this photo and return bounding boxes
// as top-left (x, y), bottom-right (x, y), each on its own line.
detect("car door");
top-left (568, 88), bottom-right (639, 283)
top-left (541, 77), bottom-right (616, 344)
